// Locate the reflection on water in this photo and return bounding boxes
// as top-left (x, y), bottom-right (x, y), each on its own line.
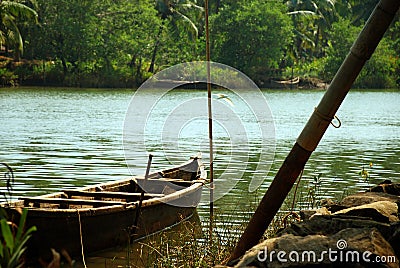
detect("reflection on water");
top-left (74, 213), bottom-right (203, 268)
top-left (1, 88), bottom-right (399, 256)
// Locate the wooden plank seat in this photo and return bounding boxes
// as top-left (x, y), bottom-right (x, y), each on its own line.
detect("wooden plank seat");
top-left (64, 190), bottom-right (165, 200)
top-left (20, 197), bottom-right (125, 208)
top-left (135, 177), bottom-right (194, 183)
top-left (145, 178), bottom-right (196, 187)
top-left (151, 178), bottom-right (193, 183)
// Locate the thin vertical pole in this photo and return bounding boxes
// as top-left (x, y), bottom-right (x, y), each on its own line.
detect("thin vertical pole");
top-left (205, 0), bottom-right (214, 244)
top-left (133, 154), bottom-right (153, 234)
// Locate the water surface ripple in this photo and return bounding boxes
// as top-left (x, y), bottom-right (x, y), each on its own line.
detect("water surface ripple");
top-left (1, 88), bottom-right (399, 226)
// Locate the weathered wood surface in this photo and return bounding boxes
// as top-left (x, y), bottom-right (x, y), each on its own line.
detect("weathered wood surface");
top-left (2, 156), bottom-right (206, 264)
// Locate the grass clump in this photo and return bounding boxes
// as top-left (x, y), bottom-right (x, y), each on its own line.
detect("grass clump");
top-left (0, 208), bottom-right (36, 268)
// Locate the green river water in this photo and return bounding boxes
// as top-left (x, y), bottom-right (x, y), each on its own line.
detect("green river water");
top-left (1, 87), bottom-right (399, 265)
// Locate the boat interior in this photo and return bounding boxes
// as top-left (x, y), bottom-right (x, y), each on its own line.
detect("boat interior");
top-left (16, 164), bottom-right (203, 210)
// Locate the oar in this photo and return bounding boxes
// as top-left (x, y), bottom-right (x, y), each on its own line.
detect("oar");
top-left (228, 0), bottom-right (400, 263)
top-left (132, 154), bottom-right (153, 236)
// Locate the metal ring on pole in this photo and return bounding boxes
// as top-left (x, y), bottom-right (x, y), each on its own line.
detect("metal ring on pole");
top-left (314, 107), bottom-right (341, 128)
top-left (331, 115), bottom-right (342, 128)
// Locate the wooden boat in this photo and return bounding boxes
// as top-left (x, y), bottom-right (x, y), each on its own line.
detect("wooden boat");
top-left (271, 76), bottom-right (300, 89)
top-left (2, 156), bottom-right (206, 262)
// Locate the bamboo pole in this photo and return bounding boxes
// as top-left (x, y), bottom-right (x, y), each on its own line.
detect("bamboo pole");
top-left (228, 0), bottom-right (400, 263)
top-left (205, 0), bottom-right (214, 243)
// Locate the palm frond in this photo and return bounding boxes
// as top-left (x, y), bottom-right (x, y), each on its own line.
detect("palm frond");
top-left (2, 15), bottom-right (24, 53)
top-left (1, 1), bottom-right (38, 22)
top-left (180, 3), bottom-right (204, 11)
top-left (326, 0), bottom-right (336, 8)
top-left (173, 10), bottom-right (198, 39)
top-left (294, 28), bottom-right (315, 48)
top-left (287, 10), bottom-right (317, 16)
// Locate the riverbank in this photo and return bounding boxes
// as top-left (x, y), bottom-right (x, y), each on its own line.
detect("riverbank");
top-left (1, 58), bottom-right (397, 90)
top-left (0, 70), bottom-right (330, 90)
top-left (223, 181), bottom-right (400, 267)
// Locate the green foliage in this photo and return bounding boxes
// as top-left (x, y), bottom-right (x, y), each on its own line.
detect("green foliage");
top-left (0, 208), bottom-right (36, 268)
top-left (356, 38), bottom-right (398, 88)
top-left (307, 173), bottom-right (322, 209)
top-left (320, 17), bottom-right (399, 88)
top-left (284, 58), bottom-right (324, 79)
top-left (285, 0), bottom-right (398, 88)
top-left (212, 1), bottom-right (293, 82)
top-left (320, 18), bottom-right (361, 80)
top-left (23, 0), bottom-right (161, 87)
top-left (1, 0), bottom-right (398, 88)
top-left (148, 0), bottom-right (203, 73)
top-left (359, 162), bottom-right (373, 182)
top-left (0, 68), bottom-right (18, 86)
top-left (0, 0), bottom-right (38, 60)
top-left (286, 0), bottom-right (338, 61)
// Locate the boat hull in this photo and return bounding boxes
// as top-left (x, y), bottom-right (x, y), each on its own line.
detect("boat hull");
top-left (2, 157), bottom-right (205, 263)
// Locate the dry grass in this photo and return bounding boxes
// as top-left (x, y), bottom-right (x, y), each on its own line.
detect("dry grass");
top-left (82, 177), bottom-right (332, 268)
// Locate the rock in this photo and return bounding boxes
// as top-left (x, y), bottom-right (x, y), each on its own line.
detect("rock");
top-left (278, 215), bottom-right (391, 239)
top-left (339, 192), bottom-right (400, 208)
top-left (232, 228), bottom-right (398, 268)
top-left (321, 199), bottom-right (348, 213)
top-left (234, 233), bottom-right (330, 267)
top-left (299, 209), bottom-right (317, 220)
top-left (333, 201), bottom-right (399, 223)
top-left (320, 198), bottom-right (337, 207)
top-left (327, 204), bottom-right (349, 213)
top-left (330, 228), bottom-right (398, 268)
top-left (309, 207), bottom-right (331, 218)
top-left (388, 222), bottom-right (400, 257)
top-left (369, 182), bottom-right (400, 196)
top-left (300, 207), bottom-right (331, 220)
top-left (223, 182), bottom-right (400, 268)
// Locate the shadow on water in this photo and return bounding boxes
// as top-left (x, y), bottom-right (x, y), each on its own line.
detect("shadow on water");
top-left (74, 212), bottom-right (202, 268)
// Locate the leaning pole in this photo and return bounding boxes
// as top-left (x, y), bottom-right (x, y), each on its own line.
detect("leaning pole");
top-left (229, 0), bottom-right (400, 263)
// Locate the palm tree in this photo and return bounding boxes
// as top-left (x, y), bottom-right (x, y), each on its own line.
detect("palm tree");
top-left (0, 0), bottom-right (38, 60)
top-left (148, 0), bottom-right (202, 73)
top-left (286, 0), bottom-right (337, 60)
top-left (347, 0), bottom-right (378, 25)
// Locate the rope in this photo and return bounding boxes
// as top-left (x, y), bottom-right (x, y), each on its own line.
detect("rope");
top-left (77, 210), bottom-right (87, 268)
top-left (313, 107), bottom-right (333, 122)
top-left (314, 107), bottom-right (342, 128)
top-left (202, 180), bottom-right (215, 190)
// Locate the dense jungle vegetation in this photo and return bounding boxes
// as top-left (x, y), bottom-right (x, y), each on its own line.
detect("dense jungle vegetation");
top-left (0, 0), bottom-right (399, 88)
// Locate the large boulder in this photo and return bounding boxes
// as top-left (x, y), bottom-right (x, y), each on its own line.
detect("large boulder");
top-left (223, 182), bottom-right (400, 268)
top-left (333, 201), bottom-right (399, 223)
top-left (338, 192), bottom-right (400, 208)
top-left (388, 222), bottom-right (400, 258)
top-left (279, 215), bottom-right (392, 239)
top-left (369, 182), bottom-right (400, 196)
top-left (231, 228), bottom-right (398, 268)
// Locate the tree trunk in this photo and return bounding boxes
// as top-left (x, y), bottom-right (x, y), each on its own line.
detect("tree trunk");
top-left (215, 0), bottom-right (220, 14)
top-left (61, 57), bottom-right (68, 81)
top-left (148, 23), bottom-right (164, 73)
